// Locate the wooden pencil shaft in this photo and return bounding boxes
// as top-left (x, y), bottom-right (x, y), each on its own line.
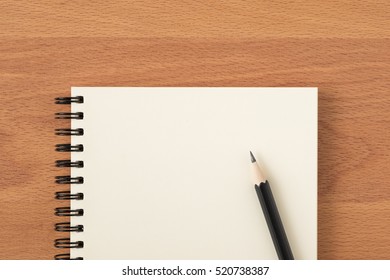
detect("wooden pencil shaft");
top-left (255, 181), bottom-right (294, 260)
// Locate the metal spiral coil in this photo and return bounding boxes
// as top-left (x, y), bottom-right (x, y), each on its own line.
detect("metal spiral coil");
top-left (55, 144), bottom-right (84, 152)
top-left (55, 238), bottom-right (84, 249)
top-left (55, 175), bottom-right (84, 184)
top-left (55, 96), bottom-right (84, 104)
top-left (55, 160), bottom-right (84, 168)
top-left (55, 222), bottom-right (84, 232)
top-left (55, 128), bottom-right (84, 136)
top-left (55, 191), bottom-right (84, 200)
top-left (55, 207), bottom-right (84, 217)
top-left (54, 253), bottom-right (83, 260)
top-left (55, 96), bottom-right (85, 260)
top-left (55, 112), bottom-right (84, 120)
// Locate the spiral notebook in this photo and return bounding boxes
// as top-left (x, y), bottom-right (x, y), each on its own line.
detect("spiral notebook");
top-left (54, 87), bottom-right (317, 260)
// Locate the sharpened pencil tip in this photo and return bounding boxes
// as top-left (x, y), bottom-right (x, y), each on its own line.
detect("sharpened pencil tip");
top-left (250, 151), bottom-right (256, 163)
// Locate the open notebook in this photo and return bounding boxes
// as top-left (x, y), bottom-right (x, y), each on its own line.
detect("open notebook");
top-left (56, 87), bottom-right (317, 260)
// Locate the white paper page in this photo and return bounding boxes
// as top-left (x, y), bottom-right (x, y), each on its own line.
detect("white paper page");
top-left (71, 87), bottom-right (317, 260)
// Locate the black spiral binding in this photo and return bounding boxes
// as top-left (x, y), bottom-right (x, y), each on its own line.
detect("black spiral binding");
top-left (55, 144), bottom-right (84, 152)
top-left (55, 112), bottom-right (84, 120)
top-left (55, 128), bottom-right (84, 136)
top-left (55, 96), bottom-right (84, 260)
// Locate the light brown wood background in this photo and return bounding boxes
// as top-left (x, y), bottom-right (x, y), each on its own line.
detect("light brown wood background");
top-left (0, 1), bottom-right (389, 259)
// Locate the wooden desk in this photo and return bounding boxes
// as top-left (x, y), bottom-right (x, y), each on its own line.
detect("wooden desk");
top-left (0, 1), bottom-right (389, 259)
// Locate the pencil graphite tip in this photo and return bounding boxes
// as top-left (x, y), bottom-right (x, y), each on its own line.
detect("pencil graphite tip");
top-left (250, 152), bottom-right (266, 184)
top-left (250, 151), bottom-right (256, 163)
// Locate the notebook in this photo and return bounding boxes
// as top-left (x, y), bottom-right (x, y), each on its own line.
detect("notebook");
top-left (54, 87), bottom-right (317, 260)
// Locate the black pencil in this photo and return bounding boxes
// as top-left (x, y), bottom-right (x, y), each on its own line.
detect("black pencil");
top-left (250, 151), bottom-right (294, 260)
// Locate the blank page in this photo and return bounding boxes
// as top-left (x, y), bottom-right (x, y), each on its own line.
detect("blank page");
top-left (70, 87), bottom-right (317, 259)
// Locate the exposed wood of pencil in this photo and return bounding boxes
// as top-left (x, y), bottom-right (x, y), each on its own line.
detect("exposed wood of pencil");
top-left (250, 151), bottom-right (266, 185)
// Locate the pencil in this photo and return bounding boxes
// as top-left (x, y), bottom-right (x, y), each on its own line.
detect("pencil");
top-left (250, 151), bottom-right (294, 260)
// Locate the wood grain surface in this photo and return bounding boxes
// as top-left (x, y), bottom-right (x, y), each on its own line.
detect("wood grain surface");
top-left (0, 1), bottom-right (389, 259)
